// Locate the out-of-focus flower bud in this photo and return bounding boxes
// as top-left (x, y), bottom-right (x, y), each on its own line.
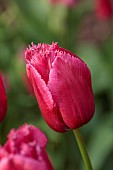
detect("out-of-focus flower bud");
top-left (0, 124), bottom-right (53, 170)
top-left (95, 0), bottom-right (113, 20)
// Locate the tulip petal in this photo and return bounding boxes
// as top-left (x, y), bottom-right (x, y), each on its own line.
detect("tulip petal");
top-left (26, 64), bottom-right (68, 132)
top-left (0, 75), bottom-right (7, 122)
top-left (0, 124), bottom-right (53, 170)
top-left (4, 124), bottom-right (47, 153)
top-left (48, 54), bottom-right (95, 129)
top-left (95, 0), bottom-right (113, 20)
top-left (0, 154), bottom-right (53, 170)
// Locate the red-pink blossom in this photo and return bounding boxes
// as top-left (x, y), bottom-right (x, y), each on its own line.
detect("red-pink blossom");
top-left (49, 0), bottom-right (77, 7)
top-left (0, 124), bottom-right (53, 170)
top-left (95, 0), bottom-right (113, 20)
top-left (0, 74), bottom-right (7, 122)
top-left (25, 42), bottom-right (95, 132)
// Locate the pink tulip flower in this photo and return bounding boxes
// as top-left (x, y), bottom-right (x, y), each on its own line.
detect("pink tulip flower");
top-left (0, 74), bottom-right (7, 122)
top-left (0, 124), bottom-right (53, 170)
top-left (25, 42), bottom-right (95, 132)
top-left (95, 0), bottom-right (113, 20)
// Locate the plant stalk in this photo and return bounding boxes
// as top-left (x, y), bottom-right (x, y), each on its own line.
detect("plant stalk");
top-left (73, 129), bottom-right (93, 170)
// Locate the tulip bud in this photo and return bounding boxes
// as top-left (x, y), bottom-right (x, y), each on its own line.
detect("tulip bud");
top-left (95, 0), bottom-right (113, 20)
top-left (0, 124), bottom-right (53, 170)
top-left (25, 42), bottom-right (95, 132)
top-left (0, 74), bottom-right (7, 122)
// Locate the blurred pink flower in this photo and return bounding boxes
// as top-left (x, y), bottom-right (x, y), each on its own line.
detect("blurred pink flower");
top-left (25, 42), bottom-right (95, 132)
top-left (0, 124), bottom-right (53, 170)
top-left (49, 0), bottom-right (77, 7)
top-left (0, 74), bottom-right (7, 122)
top-left (95, 0), bottom-right (113, 20)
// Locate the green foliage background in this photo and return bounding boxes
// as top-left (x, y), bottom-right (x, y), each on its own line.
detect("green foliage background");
top-left (0, 0), bottom-right (113, 170)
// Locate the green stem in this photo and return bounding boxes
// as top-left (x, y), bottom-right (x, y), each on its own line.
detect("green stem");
top-left (73, 129), bottom-right (93, 170)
